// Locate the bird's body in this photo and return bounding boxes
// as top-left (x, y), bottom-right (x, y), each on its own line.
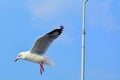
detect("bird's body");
top-left (15, 26), bottom-right (64, 75)
top-left (19, 51), bottom-right (53, 66)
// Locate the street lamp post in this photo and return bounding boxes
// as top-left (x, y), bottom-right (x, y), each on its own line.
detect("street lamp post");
top-left (81, 0), bottom-right (88, 80)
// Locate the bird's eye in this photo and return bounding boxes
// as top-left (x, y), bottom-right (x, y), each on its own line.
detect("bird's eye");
top-left (18, 54), bottom-right (22, 57)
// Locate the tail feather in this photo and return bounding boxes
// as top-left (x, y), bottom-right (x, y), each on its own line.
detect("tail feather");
top-left (44, 57), bottom-right (54, 67)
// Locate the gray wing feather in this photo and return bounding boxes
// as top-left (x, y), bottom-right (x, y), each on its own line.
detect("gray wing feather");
top-left (30, 25), bottom-right (64, 55)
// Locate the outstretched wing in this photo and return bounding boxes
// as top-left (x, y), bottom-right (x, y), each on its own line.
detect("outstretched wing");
top-left (30, 25), bottom-right (64, 55)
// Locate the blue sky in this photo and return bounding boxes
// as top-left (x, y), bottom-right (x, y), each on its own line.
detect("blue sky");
top-left (0, 0), bottom-right (120, 80)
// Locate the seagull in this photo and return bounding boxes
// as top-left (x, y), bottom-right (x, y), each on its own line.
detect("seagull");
top-left (15, 26), bottom-right (64, 75)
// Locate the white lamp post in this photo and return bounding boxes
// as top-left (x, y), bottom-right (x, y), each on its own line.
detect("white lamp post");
top-left (81, 0), bottom-right (88, 80)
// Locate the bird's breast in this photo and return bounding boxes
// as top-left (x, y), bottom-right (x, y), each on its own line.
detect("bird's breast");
top-left (26, 54), bottom-right (45, 64)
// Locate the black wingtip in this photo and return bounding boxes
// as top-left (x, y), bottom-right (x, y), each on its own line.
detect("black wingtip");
top-left (57, 25), bottom-right (64, 35)
top-left (56, 25), bottom-right (64, 35)
top-left (47, 25), bottom-right (64, 36)
top-left (59, 25), bottom-right (64, 30)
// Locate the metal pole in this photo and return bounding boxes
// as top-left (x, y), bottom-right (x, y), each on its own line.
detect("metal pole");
top-left (81, 0), bottom-right (88, 80)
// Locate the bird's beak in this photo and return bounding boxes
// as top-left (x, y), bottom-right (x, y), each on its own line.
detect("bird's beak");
top-left (15, 58), bottom-right (19, 62)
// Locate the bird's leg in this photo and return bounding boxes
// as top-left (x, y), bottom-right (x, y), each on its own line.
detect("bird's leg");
top-left (40, 62), bottom-right (44, 72)
top-left (40, 62), bottom-right (44, 75)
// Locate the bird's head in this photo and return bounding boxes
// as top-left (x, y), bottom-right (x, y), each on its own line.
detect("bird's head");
top-left (15, 52), bottom-right (27, 62)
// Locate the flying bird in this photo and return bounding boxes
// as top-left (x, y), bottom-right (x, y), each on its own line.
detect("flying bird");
top-left (15, 26), bottom-right (64, 75)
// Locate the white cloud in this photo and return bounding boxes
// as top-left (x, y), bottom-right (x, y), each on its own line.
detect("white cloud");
top-left (29, 3), bottom-right (58, 20)
top-left (26, 0), bottom-right (82, 30)
top-left (28, 1), bottom-right (66, 20)
top-left (27, 0), bottom-right (81, 20)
